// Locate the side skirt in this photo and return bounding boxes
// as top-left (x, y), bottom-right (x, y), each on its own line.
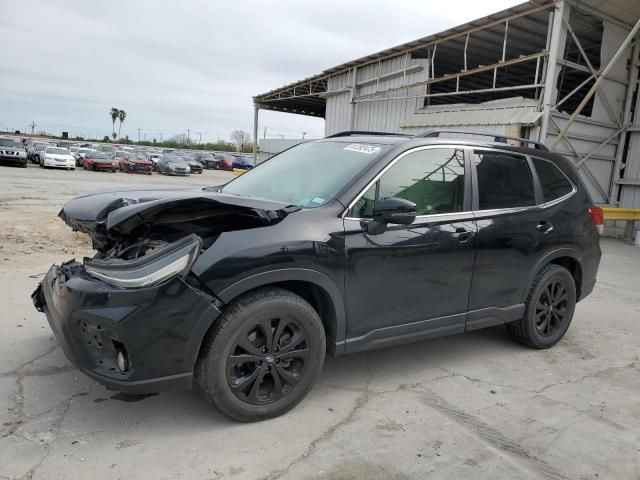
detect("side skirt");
top-left (465, 304), bottom-right (525, 332)
top-left (341, 304), bottom-right (525, 354)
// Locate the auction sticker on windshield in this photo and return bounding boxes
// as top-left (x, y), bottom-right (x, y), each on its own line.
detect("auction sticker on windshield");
top-left (344, 144), bottom-right (381, 154)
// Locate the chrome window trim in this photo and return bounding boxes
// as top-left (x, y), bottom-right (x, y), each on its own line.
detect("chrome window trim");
top-left (341, 144), bottom-right (466, 219)
top-left (342, 144), bottom-right (577, 222)
top-left (528, 155), bottom-right (577, 204)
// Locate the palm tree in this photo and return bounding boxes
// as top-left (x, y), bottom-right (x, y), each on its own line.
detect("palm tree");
top-left (118, 110), bottom-right (127, 140)
top-left (110, 108), bottom-right (119, 139)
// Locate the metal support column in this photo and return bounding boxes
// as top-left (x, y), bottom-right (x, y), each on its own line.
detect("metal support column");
top-left (610, 44), bottom-right (639, 203)
top-left (349, 66), bottom-right (358, 130)
top-left (539, 0), bottom-right (568, 142)
top-left (252, 103), bottom-right (259, 166)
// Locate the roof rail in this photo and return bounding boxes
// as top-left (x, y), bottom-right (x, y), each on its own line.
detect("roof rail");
top-left (417, 129), bottom-right (549, 151)
top-left (325, 131), bottom-right (410, 138)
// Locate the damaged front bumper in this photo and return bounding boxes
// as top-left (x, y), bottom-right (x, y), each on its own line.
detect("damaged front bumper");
top-left (32, 260), bottom-right (221, 394)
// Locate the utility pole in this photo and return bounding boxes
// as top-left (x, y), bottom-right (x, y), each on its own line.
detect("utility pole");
top-left (263, 126), bottom-right (267, 139)
top-left (30, 121), bottom-right (37, 135)
top-left (198, 132), bottom-right (201, 144)
top-left (137, 128), bottom-right (141, 142)
top-left (302, 131), bottom-right (307, 139)
top-left (187, 129), bottom-right (190, 144)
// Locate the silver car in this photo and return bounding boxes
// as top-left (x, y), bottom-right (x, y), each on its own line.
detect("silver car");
top-left (0, 137), bottom-right (28, 168)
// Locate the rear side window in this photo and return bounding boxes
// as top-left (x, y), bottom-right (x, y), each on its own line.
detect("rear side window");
top-left (473, 151), bottom-right (535, 209)
top-left (532, 158), bottom-right (573, 201)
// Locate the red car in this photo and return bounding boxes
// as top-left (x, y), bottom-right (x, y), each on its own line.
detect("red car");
top-left (214, 153), bottom-right (234, 171)
top-left (83, 152), bottom-right (117, 172)
top-left (120, 153), bottom-right (153, 174)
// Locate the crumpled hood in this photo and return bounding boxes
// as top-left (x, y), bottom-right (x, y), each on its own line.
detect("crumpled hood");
top-left (59, 186), bottom-right (300, 251)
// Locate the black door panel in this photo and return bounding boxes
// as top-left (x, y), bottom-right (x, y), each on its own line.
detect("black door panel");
top-left (344, 215), bottom-right (476, 345)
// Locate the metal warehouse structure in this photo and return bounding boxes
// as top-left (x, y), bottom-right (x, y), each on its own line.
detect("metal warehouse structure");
top-left (253, 0), bottom-right (640, 235)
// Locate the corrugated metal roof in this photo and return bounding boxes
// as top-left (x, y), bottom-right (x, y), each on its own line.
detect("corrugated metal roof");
top-left (254, 0), bottom-right (639, 114)
top-left (254, 0), bottom-right (553, 104)
top-left (400, 97), bottom-right (542, 127)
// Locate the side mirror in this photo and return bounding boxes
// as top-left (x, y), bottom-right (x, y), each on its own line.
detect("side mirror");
top-left (365, 197), bottom-right (416, 235)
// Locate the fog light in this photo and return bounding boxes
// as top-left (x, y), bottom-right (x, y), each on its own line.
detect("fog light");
top-left (116, 350), bottom-right (129, 372)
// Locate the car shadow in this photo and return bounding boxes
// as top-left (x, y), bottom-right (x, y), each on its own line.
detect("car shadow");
top-left (19, 325), bottom-right (527, 433)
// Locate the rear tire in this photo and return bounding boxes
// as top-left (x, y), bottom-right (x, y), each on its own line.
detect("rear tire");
top-left (506, 264), bottom-right (576, 349)
top-left (195, 287), bottom-right (326, 422)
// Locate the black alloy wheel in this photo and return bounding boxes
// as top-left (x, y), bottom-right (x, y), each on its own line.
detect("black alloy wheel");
top-left (195, 287), bottom-right (325, 421)
top-left (227, 315), bottom-right (309, 405)
top-left (506, 264), bottom-right (576, 349)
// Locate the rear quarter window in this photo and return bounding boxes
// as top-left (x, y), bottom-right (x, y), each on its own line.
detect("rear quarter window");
top-left (532, 157), bottom-right (573, 201)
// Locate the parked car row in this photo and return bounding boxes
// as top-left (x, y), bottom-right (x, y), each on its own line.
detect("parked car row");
top-left (3, 136), bottom-right (255, 175)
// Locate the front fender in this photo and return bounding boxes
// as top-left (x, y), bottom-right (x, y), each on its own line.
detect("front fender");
top-left (217, 268), bottom-right (347, 356)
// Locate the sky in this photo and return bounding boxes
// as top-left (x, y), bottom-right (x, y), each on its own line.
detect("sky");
top-left (0, 0), bottom-right (523, 143)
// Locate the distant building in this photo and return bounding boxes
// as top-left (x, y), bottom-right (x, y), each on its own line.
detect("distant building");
top-left (254, 0), bottom-right (640, 236)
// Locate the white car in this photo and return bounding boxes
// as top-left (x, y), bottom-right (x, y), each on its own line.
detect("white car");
top-left (41, 147), bottom-right (76, 170)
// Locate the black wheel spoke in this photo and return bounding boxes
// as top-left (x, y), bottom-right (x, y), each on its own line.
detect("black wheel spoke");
top-left (270, 368), bottom-right (284, 401)
top-left (275, 364), bottom-right (301, 386)
top-left (273, 318), bottom-right (287, 346)
top-left (228, 354), bottom-right (262, 367)
top-left (261, 318), bottom-right (275, 351)
top-left (237, 336), bottom-right (262, 356)
top-left (230, 367), bottom-right (262, 393)
top-left (276, 347), bottom-right (309, 361)
top-left (554, 292), bottom-right (568, 305)
top-left (277, 331), bottom-right (305, 355)
top-left (538, 315), bottom-right (549, 332)
top-left (247, 366), bottom-right (268, 402)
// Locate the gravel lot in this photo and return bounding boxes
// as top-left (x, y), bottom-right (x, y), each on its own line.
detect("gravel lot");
top-left (1, 164), bottom-right (639, 480)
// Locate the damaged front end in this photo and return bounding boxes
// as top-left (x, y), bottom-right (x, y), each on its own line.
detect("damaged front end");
top-left (32, 188), bottom-right (299, 393)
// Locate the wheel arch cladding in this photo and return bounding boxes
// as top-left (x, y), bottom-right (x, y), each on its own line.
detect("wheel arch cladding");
top-left (211, 269), bottom-right (346, 356)
top-left (524, 249), bottom-right (583, 302)
top-left (548, 256), bottom-right (582, 299)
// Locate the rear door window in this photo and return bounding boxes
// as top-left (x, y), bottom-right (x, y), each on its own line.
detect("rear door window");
top-left (532, 157), bottom-right (573, 201)
top-left (472, 151), bottom-right (535, 209)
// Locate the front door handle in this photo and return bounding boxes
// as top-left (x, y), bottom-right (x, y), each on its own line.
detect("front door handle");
top-left (537, 222), bottom-right (554, 234)
top-left (454, 227), bottom-right (472, 243)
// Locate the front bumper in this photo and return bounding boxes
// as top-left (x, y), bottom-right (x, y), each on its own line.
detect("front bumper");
top-left (92, 162), bottom-right (116, 170)
top-left (0, 154), bottom-right (27, 166)
top-left (126, 163), bottom-right (153, 174)
top-left (44, 158), bottom-right (75, 168)
top-left (32, 261), bottom-right (221, 393)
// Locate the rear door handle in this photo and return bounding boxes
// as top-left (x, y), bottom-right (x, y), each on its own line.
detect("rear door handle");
top-left (537, 222), bottom-right (554, 234)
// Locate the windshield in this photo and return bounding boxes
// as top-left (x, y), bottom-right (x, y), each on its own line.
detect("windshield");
top-left (221, 141), bottom-right (393, 208)
top-left (0, 138), bottom-right (22, 147)
top-left (47, 148), bottom-right (70, 155)
top-left (89, 152), bottom-right (109, 159)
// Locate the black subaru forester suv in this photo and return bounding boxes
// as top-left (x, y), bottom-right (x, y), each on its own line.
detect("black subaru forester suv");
top-left (32, 130), bottom-right (602, 421)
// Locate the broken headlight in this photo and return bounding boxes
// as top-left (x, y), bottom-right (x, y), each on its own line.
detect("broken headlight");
top-left (84, 234), bottom-right (201, 288)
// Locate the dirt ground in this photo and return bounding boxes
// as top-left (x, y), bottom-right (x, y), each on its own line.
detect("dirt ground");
top-left (0, 164), bottom-right (233, 269)
top-left (1, 164), bottom-right (640, 480)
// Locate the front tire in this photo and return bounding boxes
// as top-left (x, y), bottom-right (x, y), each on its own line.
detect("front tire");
top-left (195, 287), bottom-right (326, 422)
top-left (506, 264), bottom-right (576, 349)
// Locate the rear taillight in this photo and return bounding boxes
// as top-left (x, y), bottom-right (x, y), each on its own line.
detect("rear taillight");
top-left (588, 206), bottom-right (604, 234)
